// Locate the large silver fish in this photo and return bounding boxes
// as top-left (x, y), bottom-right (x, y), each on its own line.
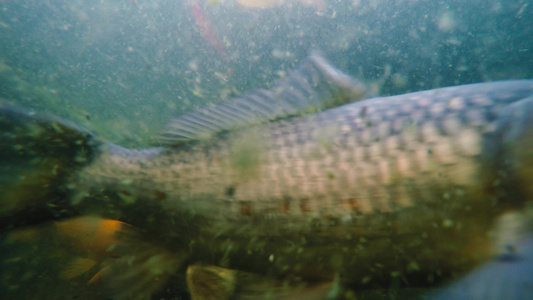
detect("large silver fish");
top-left (1, 55), bottom-right (533, 300)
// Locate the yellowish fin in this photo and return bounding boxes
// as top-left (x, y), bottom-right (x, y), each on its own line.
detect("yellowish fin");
top-left (186, 264), bottom-right (338, 300)
top-left (187, 265), bottom-right (237, 300)
top-left (87, 233), bottom-right (182, 299)
top-left (88, 265), bottom-right (108, 285)
top-left (60, 257), bottom-right (98, 279)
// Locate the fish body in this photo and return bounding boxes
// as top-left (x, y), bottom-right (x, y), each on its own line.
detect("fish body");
top-left (2, 56), bottom-right (533, 298)
top-left (79, 80), bottom-right (533, 282)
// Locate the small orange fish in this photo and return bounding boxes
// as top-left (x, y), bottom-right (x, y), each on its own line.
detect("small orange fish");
top-left (7, 216), bottom-right (181, 298)
top-left (53, 217), bottom-right (127, 279)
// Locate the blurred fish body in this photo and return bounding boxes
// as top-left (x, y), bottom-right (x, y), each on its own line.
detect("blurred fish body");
top-left (1, 55), bottom-right (533, 299)
top-left (235, 0), bottom-right (326, 10)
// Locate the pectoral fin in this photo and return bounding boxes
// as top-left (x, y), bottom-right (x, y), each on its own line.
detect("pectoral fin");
top-left (87, 234), bottom-right (182, 300)
top-left (60, 257), bottom-right (97, 279)
top-left (186, 264), bottom-right (340, 300)
top-left (187, 265), bottom-right (237, 300)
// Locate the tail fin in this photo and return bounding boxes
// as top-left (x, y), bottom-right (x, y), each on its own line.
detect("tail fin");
top-left (0, 102), bottom-right (102, 230)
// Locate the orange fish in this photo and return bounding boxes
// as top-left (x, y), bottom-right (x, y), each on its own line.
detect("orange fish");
top-left (54, 217), bottom-right (127, 279)
top-left (7, 216), bottom-right (181, 298)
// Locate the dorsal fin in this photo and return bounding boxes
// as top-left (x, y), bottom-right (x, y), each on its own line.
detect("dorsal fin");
top-left (160, 53), bottom-right (370, 145)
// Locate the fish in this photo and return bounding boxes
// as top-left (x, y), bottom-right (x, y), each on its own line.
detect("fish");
top-left (1, 54), bottom-right (533, 299)
top-left (6, 217), bottom-right (129, 280)
top-left (190, 0), bottom-right (227, 55)
top-left (235, 0), bottom-right (326, 10)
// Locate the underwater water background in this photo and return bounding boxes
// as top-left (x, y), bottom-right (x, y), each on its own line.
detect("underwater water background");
top-left (0, 0), bottom-right (532, 299)
top-left (1, 0), bottom-right (531, 148)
